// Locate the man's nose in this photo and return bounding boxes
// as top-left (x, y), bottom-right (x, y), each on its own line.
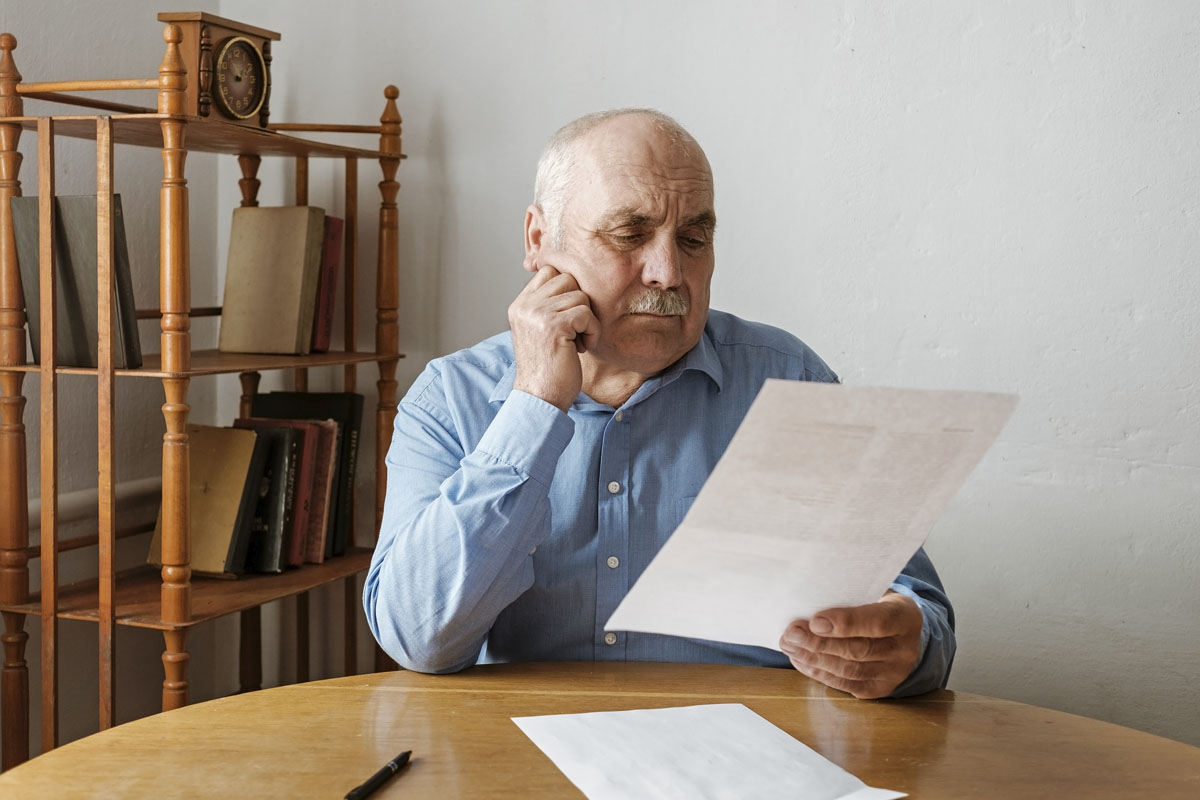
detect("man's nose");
top-left (640, 233), bottom-right (683, 288)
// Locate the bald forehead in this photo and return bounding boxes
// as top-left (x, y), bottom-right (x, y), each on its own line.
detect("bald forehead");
top-left (565, 115), bottom-right (715, 227)
top-left (574, 115), bottom-right (712, 182)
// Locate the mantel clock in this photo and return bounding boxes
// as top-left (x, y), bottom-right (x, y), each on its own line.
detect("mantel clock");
top-left (157, 12), bottom-right (281, 128)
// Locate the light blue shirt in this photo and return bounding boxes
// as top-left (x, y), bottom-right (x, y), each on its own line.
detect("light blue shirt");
top-left (365, 309), bottom-right (955, 696)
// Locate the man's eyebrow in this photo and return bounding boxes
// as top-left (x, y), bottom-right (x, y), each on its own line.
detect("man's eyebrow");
top-left (683, 211), bottom-right (717, 230)
top-left (594, 208), bottom-right (718, 231)
top-left (594, 207), bottom-right (654, 230)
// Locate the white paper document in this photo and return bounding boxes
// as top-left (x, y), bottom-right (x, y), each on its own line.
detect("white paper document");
top-left (605, 380), bottom-right (1016, 651)
top-left (513, 703), bottom-right (905, 799)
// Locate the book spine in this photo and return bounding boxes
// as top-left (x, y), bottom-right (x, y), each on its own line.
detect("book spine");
top-left (112, 197), bottom-right (143, 369)
top-left (333, 425), bottom-right (359, 557)
top-left (311, 216), bottom-right (343, 352)
top-left (278, 434), bottom-right (298, 569)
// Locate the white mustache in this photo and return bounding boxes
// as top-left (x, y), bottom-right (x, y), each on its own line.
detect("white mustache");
top-left (628, 290), bottom-right (689, 315)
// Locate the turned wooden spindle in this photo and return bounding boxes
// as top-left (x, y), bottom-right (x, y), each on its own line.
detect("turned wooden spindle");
top-left (374, 85), bottom-right (401, 539)
top-left (157, 23), bottom-right (193, 712)
top-left (236, 154), bottom-right (261, 207)
top-left (371, 84), bottom-right (403, 674)
top-left (0, 30), bottom-right (31, 770)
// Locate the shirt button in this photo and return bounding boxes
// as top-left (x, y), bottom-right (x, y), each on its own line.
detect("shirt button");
top-left (604, 632), bottom-right (618, 646)
top-left (607, 481), bottom-right (621, 494)
top-left (606, 556), bottom-right (619, 569)
top-left (529, 546), bottom-right (537, 555)
top-left (615, 411), bottom-right (624, 422)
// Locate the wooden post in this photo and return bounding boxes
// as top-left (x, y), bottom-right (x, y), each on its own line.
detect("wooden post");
top-left (96, 116), bottom-right (116, 730)
top-left (374, 86), bottom-right (401, 538)
top-left (343, 157), bottom-right (358, 389)
top-left (371, 85), bottom-right (402, 674)
top-left (294, 155), bottom-right (308, 392)
top-left (236, 371), bottom-right (262, 694)
top-left (36, 117), bottom-right (58, 754)
top-left (157, 24), bottom-right (192, 712)
top-left (0, 31), bottom-right (30, 769)
top-left (235, 156), bottom-right (264, 695)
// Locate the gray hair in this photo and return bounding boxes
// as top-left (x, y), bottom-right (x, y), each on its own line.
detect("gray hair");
top-left (533, 108), bottom-right (700, 246)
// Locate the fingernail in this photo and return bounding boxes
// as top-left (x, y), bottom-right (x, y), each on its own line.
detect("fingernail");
top-left (809, 617), bottom-right (833, 634)
top-left (782, 632), bottom-right (803, 647)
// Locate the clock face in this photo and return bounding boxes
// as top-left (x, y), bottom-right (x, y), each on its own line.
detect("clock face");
top-left (213, 37), bottom-right (266, 120)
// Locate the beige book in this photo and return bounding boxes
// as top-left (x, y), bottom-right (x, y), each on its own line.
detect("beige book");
top-left (148, 424), bottom-right (264, 577)
top-left (218, 206), bottom-right (326, 354)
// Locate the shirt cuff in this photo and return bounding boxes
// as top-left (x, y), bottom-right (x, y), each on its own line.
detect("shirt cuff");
top-left (888, 581), bottom-right (932, 664)
top-left (475, 390), bottom-right (575, 488)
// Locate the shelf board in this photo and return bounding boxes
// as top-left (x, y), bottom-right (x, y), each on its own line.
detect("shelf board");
top-left (0, 547), bottom-right (373, 631)
top-left (0, 348), bottom-right (404, 378)
top-left (3, 113), bottom-right (398, 160)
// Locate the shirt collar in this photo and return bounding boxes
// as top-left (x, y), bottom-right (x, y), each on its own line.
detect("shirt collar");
top-left (488, 323), bottom-right (724, 406)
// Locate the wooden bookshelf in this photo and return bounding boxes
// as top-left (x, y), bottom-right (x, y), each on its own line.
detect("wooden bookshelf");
top-left (0, 21), bottom-right (404, 769)
top-left (2, 348), bottom-right (396, 378)
top-left (1, 549), bottom-right (374, 630)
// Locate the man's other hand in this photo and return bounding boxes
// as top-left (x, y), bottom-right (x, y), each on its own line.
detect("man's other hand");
top-left (779, 591), bottom-right (924, 699)
top-left (509, 263), bottom-right (601, 412)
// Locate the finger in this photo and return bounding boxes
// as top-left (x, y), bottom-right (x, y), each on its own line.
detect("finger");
top-left (521, 263), bottom-right (562, 293)
top-left (784, 645), bottom-right (894, 684)
top-left (786, 656), bottom-right (894, 700)
top-left (542, 289), bottom-right (594, 315)
top-left (780, 622), bottom-right (901, 662)
top-left (562, 303), bottom-right (601, 344)
top-left (810, 594), bottom-right (920, 639)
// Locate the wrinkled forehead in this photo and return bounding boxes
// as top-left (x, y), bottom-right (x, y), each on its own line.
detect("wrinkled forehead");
top-left (569, 118), bottom-right (714, 221)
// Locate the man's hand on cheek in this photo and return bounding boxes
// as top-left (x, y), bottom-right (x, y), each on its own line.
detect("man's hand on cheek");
top-left (779, 591), bottom-right (924, 699)
top-left (508, 259), bottom-right (601, 412)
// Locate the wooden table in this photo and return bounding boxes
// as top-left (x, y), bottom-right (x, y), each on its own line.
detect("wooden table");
top-left (1, 662), bottom-right (1197, 797)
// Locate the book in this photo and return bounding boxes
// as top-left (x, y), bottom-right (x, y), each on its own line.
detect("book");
top-left (310, 215), bottom-right (344, 352)
top-left (303, 419), bottom-right (340, 564)
top-left (147, 424), bottom-right (265, 578)
top-left (240, 426), bottom-right (298, 574)
top-left (10, 194), bottom-right (143, 369)
top-left (234, 417), bottom-right (320, 567)
top-left (250, 391), bottom-right (363, 557)
top-left (218, 205), bottom-right (326, 354)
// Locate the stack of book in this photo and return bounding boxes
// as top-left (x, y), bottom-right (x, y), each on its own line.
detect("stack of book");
top-left (148, 391), bottom-right (363, 577)
top-left (218, 207), bottom-right (345, 355)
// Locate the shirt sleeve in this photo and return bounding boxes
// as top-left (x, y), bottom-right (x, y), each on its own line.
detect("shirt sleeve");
top-left (886, 546), bottom-right (957, 697)
top-left (363, 377), bottom-right (574, 674)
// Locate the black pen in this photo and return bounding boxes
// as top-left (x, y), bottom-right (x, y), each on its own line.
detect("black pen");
top-left (344, 750), bottom-right (412, 800)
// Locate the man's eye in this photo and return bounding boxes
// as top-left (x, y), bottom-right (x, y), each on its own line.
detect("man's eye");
top-left (610, 232), bottom-right (645, 245)
top-left (679, 234), bottom-right (709, 249)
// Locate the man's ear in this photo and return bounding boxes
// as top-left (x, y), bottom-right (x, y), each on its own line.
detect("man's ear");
top-left (523, 204), bottom-right (548, 273)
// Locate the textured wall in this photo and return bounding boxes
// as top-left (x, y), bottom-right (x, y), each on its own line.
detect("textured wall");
top-left (235, 0), bottom-right (1198, 744)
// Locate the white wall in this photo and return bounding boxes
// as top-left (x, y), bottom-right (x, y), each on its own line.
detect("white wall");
top-left (236, 0), bottom-right (1198, 745)
top-left (5, 0), bottom-right (1196, 754)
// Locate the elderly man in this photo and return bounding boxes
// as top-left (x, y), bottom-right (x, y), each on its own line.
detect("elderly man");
top-left (364, 109), bottom-right (954, 698)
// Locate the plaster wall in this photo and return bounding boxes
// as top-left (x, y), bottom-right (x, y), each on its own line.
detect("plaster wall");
top-left (237, 0), bottom-right (1198, 744)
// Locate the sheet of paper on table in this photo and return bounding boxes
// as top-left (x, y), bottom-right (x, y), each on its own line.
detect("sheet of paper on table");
top-left (605, 380), bottom-right (1017, 651)
top-left (513, 703), bottom-right (905, 800)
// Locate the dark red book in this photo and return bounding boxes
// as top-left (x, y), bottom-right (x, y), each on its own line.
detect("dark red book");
top-left (310, 216), bottom-right (344, 352)
top-left (304, 419), bottom-right (340, 563)
top-left (234, 417), bottom-right (319, 567)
